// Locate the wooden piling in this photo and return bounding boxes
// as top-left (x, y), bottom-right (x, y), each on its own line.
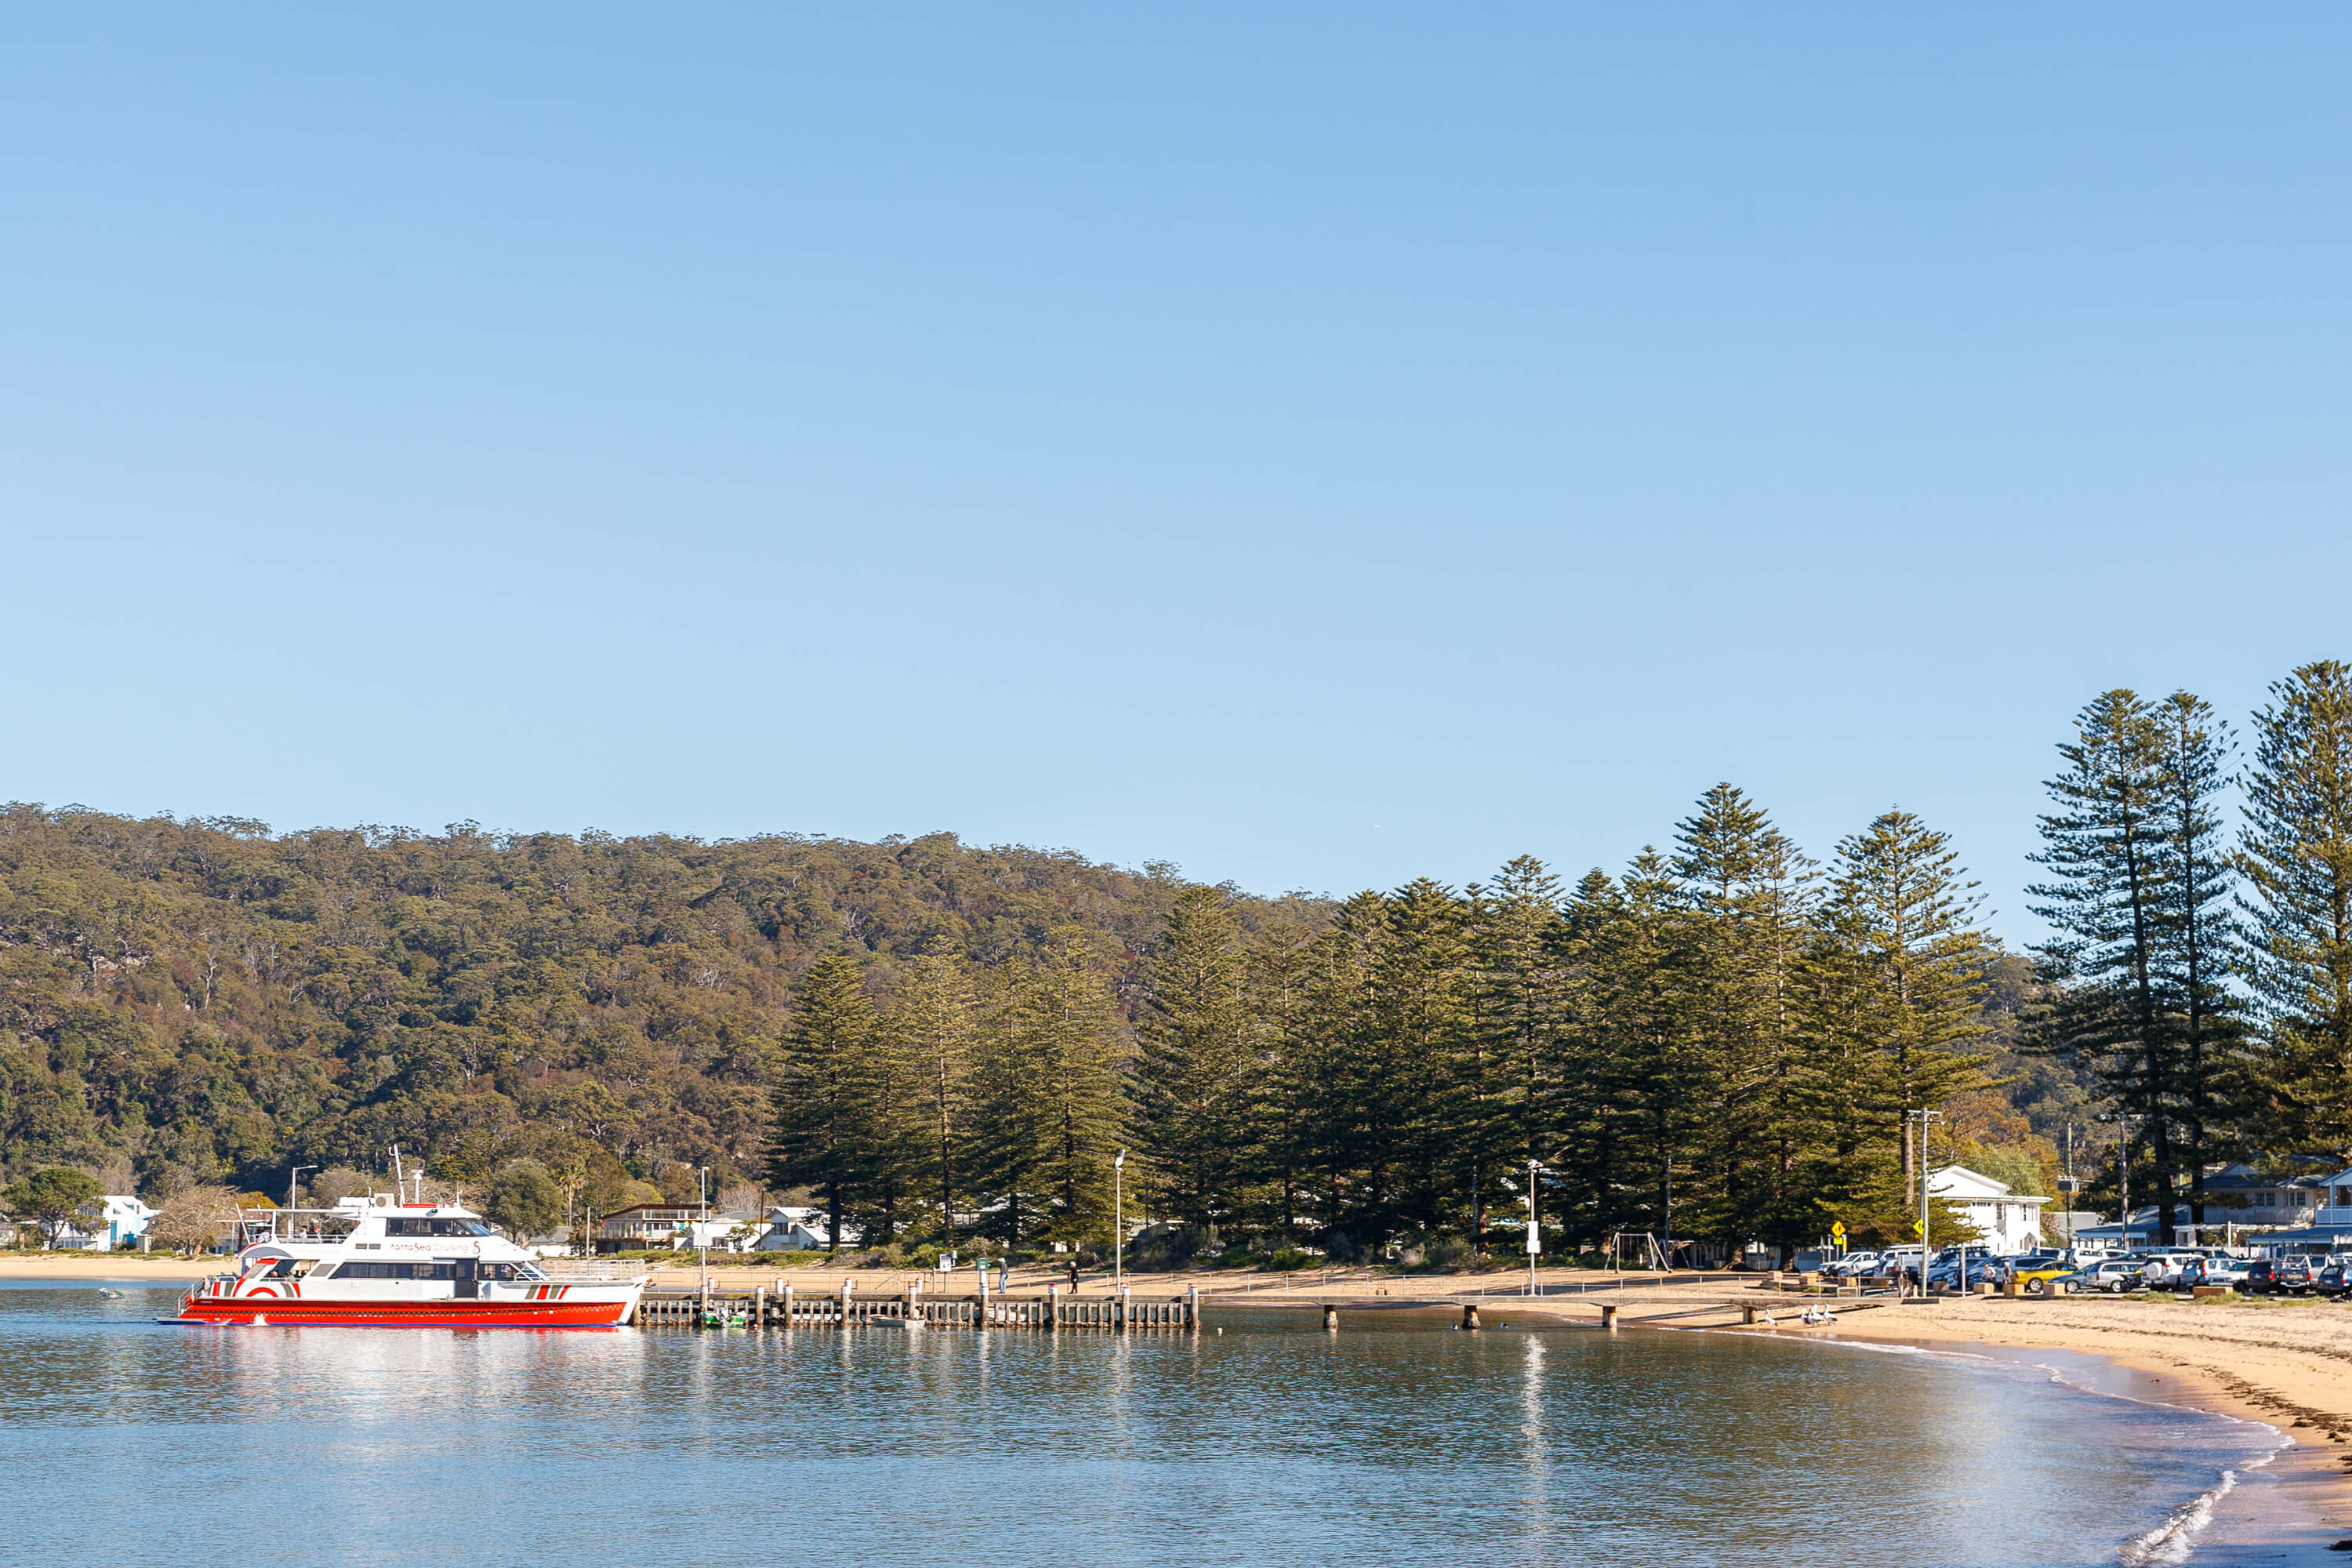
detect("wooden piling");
top-left (1601, 1303), bottom-right (1618, 1330)
top-left (1322, 1304), bottom-right (1339, 1332)
top-left (1461, 1302), bottom-right (1481, 1330)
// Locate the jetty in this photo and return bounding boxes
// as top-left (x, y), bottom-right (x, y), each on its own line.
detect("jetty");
top-left (617, 1266), bottom-right (1831, 1332)
top-left (633, 1280), bottom-right (1202, 1329)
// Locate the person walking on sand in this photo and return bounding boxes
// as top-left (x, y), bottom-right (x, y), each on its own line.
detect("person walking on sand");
top-left (998, 1259), bottom-right (1011, 1294)
top-left (1067, 1258), bottom-right (1080, 1293)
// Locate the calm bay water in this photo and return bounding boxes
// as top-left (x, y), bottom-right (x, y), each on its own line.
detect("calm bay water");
top-left (0, 1282), bottom-right (2300, 1566)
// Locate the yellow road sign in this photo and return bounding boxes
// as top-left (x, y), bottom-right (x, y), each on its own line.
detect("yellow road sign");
top-left (1830, 1221), bottom-right (1846, 1240)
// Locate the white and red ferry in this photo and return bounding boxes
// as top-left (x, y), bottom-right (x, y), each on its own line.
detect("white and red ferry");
top-left (165, 1193), bottom-right (646, 1328)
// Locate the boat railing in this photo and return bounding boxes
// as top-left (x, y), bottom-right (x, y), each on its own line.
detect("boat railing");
top-left (536, 1259), bottom-right (647, 1283)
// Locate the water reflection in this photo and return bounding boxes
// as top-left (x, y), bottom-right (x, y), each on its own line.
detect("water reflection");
top-left (0, 1286), bottom-right (2285, 1568)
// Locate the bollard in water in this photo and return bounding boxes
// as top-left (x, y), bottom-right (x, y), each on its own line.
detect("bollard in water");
top-left (1461, 1302), bottom-right (1481, 1330)
top-left (1323, 1304), bottom-right (1339, 1332)
top-left (1601, 1302), bottom-right (1619, 1330)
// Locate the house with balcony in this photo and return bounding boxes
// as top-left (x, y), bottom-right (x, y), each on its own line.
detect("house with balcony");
top-left (2068, 1167), bottom-right (2347, 1251)
top-left (591, 1203), bottom-right (699, 1254)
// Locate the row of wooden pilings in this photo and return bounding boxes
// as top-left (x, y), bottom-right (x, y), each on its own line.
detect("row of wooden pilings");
top-left (633, 1279), bottom-right (1206, 1330)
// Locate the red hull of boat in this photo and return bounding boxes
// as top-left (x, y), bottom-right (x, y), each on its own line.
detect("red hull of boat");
top-left (165, 1297), bottom-right (633, 1328)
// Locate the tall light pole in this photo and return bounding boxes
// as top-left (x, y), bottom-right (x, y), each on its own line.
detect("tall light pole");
top-left (2060, 1123), bottom-right (2079, 1249)
top-left (1526, 1159), bottom-right (1543, 1298)
top-left (1112, 1149), bottom-right (1126, 1298)
top-left (286, 1166), bottom-right (316, 1214)
top-left (2098, 1112), bottom-right (2143, 1248)
top-left (1909, 1109), bottom-right (1943, 1295)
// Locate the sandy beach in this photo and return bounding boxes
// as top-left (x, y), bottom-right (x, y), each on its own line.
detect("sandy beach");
top-left (0, 1254), bottom-right (227, 1280)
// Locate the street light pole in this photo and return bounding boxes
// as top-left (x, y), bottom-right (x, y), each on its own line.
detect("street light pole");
top-left (1526, 1159), bottom-right (1544, 1298)
top-left (287, 1166), bottom-right (315, 1213)
top-left (2098, 1112), bottom-right (2143, 1248)
top-left (1113, 1149), bottom-right (1127, 1300)
top-left (1910, 1109), bottom-right (1943, 1295)
top-left (2061, 1123), bottom-right (2078, 1249)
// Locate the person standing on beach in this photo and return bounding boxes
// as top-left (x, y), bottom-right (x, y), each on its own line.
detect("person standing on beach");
top-left (1067, 1258), bottom-right (1080, 1292)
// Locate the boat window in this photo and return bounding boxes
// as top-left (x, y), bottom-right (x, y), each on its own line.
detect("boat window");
top-left (477, 1261), bottom-right (549, 1282)
top-left (383, 1218), bottom-right (493, 1237)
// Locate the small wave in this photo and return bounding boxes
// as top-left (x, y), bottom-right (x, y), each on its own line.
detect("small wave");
top-left (2116, 1468), bottom-right (2236, 1566)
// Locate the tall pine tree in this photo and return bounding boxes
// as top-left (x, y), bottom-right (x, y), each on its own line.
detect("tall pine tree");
top-left (765, 954), bottom-right (880, 1250)
top-left (1817, 809), bottom-right (1995, 1232)
top-left (2152, 690), bottom-right (2249, 1220)
top-left (1132, 886), bottom-right (1254, 1232)
top-left (1467, 856), bottom-right (1564, 1250)
top-left (967, 935), bottom-right (1127, 1245)
top-left (887, 951), bottom-right (976, 1243)
top-left (2029, 690), bottom-right (2190, 1236)
top-left (2240, 660), bottom-right (2352, 1154)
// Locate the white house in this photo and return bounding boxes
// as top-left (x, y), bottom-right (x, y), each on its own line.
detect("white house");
top-left (1928, 1165), bottom-right (2046, 1254)
top-left (56, 1196), bottom-right (158, 1251)
top-left (685, 1214), bottom-right (766, 1252)
top-left (755, 1205), bottom-right (863, 1251)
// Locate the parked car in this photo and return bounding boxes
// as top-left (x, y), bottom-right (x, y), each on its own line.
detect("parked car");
top-left (2134, 1252), bottom-right (2207, 1290)
top-left (2003, 1253), bottom-right (2075, 1294)
top-left (1926, 1246), bottom-right (2005, 1290)
top-left (2317, 1261), bottom-right (2352, 1300)
top-left (1824, 1250), bottom-right (1883, 1279)
top-left (2178, 1257), bottom-right (2252, 1290)
top-left (2057, 1259), bottom-right (2142, 1294)
top-left (2243, 1258), bottom-right (2315, 1296)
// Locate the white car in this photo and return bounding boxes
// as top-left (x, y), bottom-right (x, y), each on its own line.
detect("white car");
top-left (2063, 1259), bottom-right (2141, 1294)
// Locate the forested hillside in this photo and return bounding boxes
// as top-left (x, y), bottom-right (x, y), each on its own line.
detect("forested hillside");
top-left (0, 805), bottom-right (1244, 1209)
top-left (26, 645), bottom-right (2348, 1272)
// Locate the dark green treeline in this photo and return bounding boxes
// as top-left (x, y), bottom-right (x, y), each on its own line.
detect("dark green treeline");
top-left (770, 787), bottom-right (2005, 1257)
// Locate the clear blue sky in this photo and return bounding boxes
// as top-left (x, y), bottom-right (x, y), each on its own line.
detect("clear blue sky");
top-left (6, 8), bottom-right (2349, 942)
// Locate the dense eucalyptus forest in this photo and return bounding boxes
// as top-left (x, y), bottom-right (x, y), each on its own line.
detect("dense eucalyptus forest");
top-left (7, 659), bottom-right (2350, 1261)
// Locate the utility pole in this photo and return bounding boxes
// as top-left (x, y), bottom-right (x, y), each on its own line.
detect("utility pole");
top-left (2100, 1112), bottom-right (2143, 1249)
top-left (2060, 1124), bottom-right (2077, 1248)
top-left (1909, 1109), bottom-right (1943, 1294)
top-left (1113, 1149), bottom-right (1126, 1300)
top-left (1526, 1160), bottom-right (1543, 1298)
top-left (286, 1166), bottom-right (315, 1213)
